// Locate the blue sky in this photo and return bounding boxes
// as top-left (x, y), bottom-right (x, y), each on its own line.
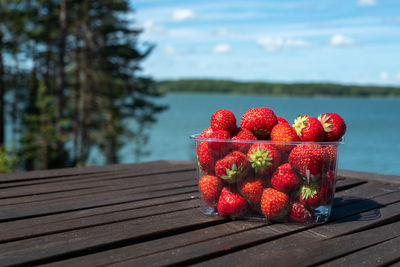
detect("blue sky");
top-left (132, 0), bottom-right (400, 86)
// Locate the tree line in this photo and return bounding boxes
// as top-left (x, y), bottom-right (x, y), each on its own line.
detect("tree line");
top-left (157, 79), bottom-right (400, 97)
top-left (0, 0), bottom-right (166, 172)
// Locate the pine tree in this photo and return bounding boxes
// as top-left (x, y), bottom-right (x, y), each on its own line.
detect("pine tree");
top-left (0, 0), bottom-right (167, 170)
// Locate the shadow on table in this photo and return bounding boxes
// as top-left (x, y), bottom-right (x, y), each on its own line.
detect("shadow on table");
top-left (329, 196), bottom-right (384, 223)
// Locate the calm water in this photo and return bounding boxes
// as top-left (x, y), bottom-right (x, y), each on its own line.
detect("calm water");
top-left (119, 93), bottom-right (400, 176)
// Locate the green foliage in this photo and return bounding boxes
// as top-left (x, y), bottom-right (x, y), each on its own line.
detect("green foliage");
top-left (0, 0), bottom-right (167, 170)
top-left (156, 79), bottom-right (400, 97)
top-left (0, 145), bottom-right (17, 173)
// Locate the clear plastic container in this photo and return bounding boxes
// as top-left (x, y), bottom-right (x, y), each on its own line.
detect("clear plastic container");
top-left (191, 134), bottom-right (343, 224)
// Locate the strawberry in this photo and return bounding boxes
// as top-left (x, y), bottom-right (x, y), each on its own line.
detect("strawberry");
top-left (299, 180), bottom-right (332, 208)
top-left (277, 116), bottom-right (288, 124)
top-left (199, 126), bottom-right (214, 138)
top-left (318, 112), bottom-right (346, 142)
top-left (199, 175), bottom-right (223, 208)
top-left (215, 151), bottom-right (250, 184)
top-left (208, 130), bottom-right (231, 158)
top-left (239, 177), bottom-right (266, 209)
top-left (289, 202), bottom-right (311, 223)
top-left (196, 141), bottom-right (215, 173)
top-left (211, 109), bottom-right (237, 133)
top-left (289, 143), bottom-right (326, 181)
top-left (232, 129), bottom-right (258, 153)
top-left (325, 170), bottom-right (335, 185)
top-left (271, 163), bottom-right (302, 192)
top-left (240, 108), bottom-right (278, 139)
top-left (270, 123), bottom-right (300, 152)
top-left (293, 115), bottom-right (325, 142)
top-left (230, 127), bottom-right (242, 138)
top-left (260, 187), bottom-right (290, 221)
top-left (248, 143), bottom-right (281, 175)
top-left (324, 145), bottom-right (338, 170)
top-left (217, 187), bottom-right (248, 217)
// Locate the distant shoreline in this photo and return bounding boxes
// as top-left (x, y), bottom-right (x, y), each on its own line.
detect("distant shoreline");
top-left (156, 79), bottom-right (400, 98)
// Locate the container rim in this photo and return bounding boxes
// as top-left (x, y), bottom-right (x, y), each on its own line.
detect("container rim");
top-left (190, 134), bottom-right (344, 145)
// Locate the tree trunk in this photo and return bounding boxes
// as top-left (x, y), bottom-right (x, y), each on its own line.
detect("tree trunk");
top-left (0, 34), bottom-right (5, 146)
top-left (73, 38), bottom-right (81, 164)
top-left (55, 0), bottom-right (67, 167)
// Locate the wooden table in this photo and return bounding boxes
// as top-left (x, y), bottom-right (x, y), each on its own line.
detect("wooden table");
top-left (1, 160), bottom-right (400, 266)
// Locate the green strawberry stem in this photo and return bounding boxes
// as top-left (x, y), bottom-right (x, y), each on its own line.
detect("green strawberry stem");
top-left (300, 181), bottom-right (319, 200)
top-left (249, 147), bottom-right (272, 173)
top-left (221, 164), bottom-right (245, 183)
top-left (293, 115), bottom-right (308, 136)
top-left (318, 114), bottom-right (332, 132)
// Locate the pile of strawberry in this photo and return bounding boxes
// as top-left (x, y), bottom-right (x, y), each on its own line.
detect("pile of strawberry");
top-left (196, 108), bottom-right (346, 223)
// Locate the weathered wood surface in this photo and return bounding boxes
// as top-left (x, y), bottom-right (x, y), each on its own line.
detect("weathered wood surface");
top-left (0, 160), bottom-right (399, 266)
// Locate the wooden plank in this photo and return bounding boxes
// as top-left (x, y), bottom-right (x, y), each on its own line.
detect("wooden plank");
top-left (335, 177), bottom-right (367, 191)
top-left (40, 220), bottom-right (267, 267)
top-left (338, 169), bottom-right (400, 185)
top-left (314, 192), bottom-right (400, 238)
top-left (0, 192), bottom-right (198, 243)
top-left (332, 181), bottom-right (400, 208)
top-left (0, 208), bottom-right (226, 266)
top-left (39, 185), bottom-right (400, 266)
top-left (0, 161), bottom-right (196, 191)
top-left (320, 235), bottom-right (400, 267)
top-left (0, 183), bottom-right (197, 222)
top-left (227, 220), bottom-right (400, 267)
top-left (0, 170), bottom-right (196, 205)
top-left (191, 209), bottom-right (400, 267)
top-left (0, 167), bottom-right (143, 190)
top-left (0, 160), bottom-right (196, 183)
top-left (132, 190), bottom-right (400, 267)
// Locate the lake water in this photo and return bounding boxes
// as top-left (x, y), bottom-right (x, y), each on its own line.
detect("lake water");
top-left (119, 93), bottom-right (400, 176)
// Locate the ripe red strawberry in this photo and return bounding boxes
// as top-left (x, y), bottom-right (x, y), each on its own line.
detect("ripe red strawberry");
top-left (324, 145), bottom-right (338, 170)
top-left (240, 108), bottom-right (278, 139)
top-left (270, 123), bottom-right (300, 152)
top-left (217, 187), bottom-right (248, 217)
top-left (196, 141), bottom-right (215, 173)
top-left (215, 151), bottom-right (250, 184)
top-left (260, 187), bottom-right (290, 221)
top-left (277, 116), bottom-right (288, 124)
top-left (199, 126), bottom-right (214, 138)
top-left (289, 202), bottom-right (311, 223)
top-left (239, 177), bottom-right (266, 209)
top-left (230, 127), bottom-right (242, 137)
top-left (293, 115), bottom-right (325, 142)
top-left (232, 129), bottom-right (258, 153)
top-left (289, 143), bottom-right (326, 181)
top-left (299, 180), bottom-right (332, 208)
top-left (211, 109), bottom-right (237, 133)
top-left (199, 175), bottom-right (223, 208)
top-left (318, 113), bottom-right (346, 141)
top-left (271, 163), bottom-right (302, 192)
top-left (248, 143), bottom-right (281, 175)
top-left (208, 130), bottom-right (231, 158)
top-left (325, 170), bottom-right (335, 185)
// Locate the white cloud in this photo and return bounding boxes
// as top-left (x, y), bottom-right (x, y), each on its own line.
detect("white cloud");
top-left (286, 39), bottom-right (312, 48)
top-left (257, 37), bottom-right (284, 51)
top-left (329, 34), bottom-right (354, 46)
top-left (257, 37), bottom-right (311, 51)
top-left (357, 0), bottom-right (377, 7)
top-left (380, 72), bottom-right (389, 80)
top-left (163, 45), bottom-right (177, 55)
top-left (142, 20), bottom-right (166, 34)
top-left (395, 73), bottom-right (400, 81)
top-left (213, 43), bottom-right (232, 54)
top-left (172, 9), bottom-right (196, 22)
